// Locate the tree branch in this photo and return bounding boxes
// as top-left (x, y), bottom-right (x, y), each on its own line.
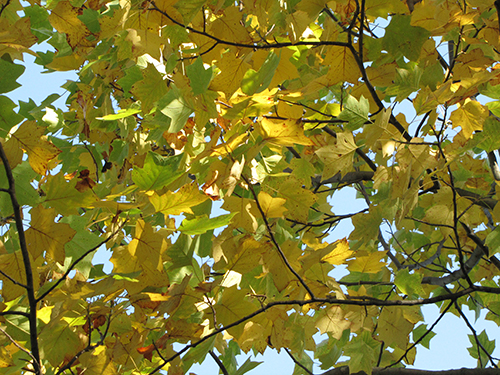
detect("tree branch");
top-left (0, 141), bottom-right (41, 374)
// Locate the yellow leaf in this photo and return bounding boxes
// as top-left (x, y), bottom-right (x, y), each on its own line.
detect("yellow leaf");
top-left (321, 238), bottom-right (353, 265)
top-left (214, 286), bottom-right (256, 339)
top-left (0, 250), bottom-right (39, 301)
top-left (316, 132), bottom-right (358, 179)
top-left (279, 177), bottom-right (317, 223)
top-left (221, 156), bottom-right (245, 197)
top-left (251, 191), bottom-right (287, 218)
top-left (221, 196), bottom-right (258, 233)
top-left (211, 52), bottom-right (251, 98)
top-left (262, 240), bottom-right (303, 291)
top-left (79, 346), bottom-right (117, 375)
top-left (449, 99), bottom-right (488, 139)
top-left (315, 305), bottom-right (351, 339)
top-left (323, 46), bottom-right (359, 85)
top-left (25, 205), bottom-right (76, 263)
top-left (0, 18), bottom-right (37, 57)
top-left (347, 251), bottom-right (386, 273)
top-left (10, 121), bottom-right (61, 175)
top-left (209, 7), bottom-right (253, 44)
top-left (150, 183), bottom-right (209, 216)
top-left (258, 118), bottom-right (314, 147)
top-left (286, 10), bottom-right (311, 42)
top-left (128, 219), bottom-right (168, 270)
top-left (48, 0), bottom-right (93, 49)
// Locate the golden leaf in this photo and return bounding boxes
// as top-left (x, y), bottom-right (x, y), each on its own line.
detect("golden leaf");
top-left (258, 118), bottom-right (314, 147)
top-left (10, 121), bottom-right (61, 175)
top-left (150, 183), bottom-right (209, 216)
top-left (25, 205), bottom-right (76, 263)
top-left (321, 238), bottom-right (353, 265)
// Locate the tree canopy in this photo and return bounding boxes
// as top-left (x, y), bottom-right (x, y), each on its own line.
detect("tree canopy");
top-left (1, 0), bottom-right (500, 374)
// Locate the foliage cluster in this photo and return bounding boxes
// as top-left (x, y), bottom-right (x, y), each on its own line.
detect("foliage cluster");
top-left (1, 0), bottom-right (500, 374)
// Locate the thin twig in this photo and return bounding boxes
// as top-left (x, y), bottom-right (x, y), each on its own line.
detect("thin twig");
top-left (36, 221), bottom-right (126, 302)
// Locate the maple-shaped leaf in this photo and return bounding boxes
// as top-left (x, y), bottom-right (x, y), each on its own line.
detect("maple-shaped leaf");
top-left (377, 307), bottom-right (414, 349)
top-left (315, 305), bottom-right (351, 340)
top-left (316, 132), bottom-right (358, 179)
top-left (43, 173), bottom-right (98, 215)
top-left (394, 268), bottom-right (425, 297)
top-left (78, 346), bottom-right (117, 375)
top-left (261, 240), bottom-right (303, 291)
top-left (131, 63), bottom-right (169, 113)
top-left (258, 118), bottom-right (314, 147)
top-left (338, 95), bottom-right (371, 131)
top-left (221, 196), bottom-right (258, 233)
top-left (132, 151), bottom-right (184, 191)
top-left (129, 219), bottom-right (169, 271)
top-left (24, 205), bottom-right (76, 263)
top-left (321, 238), bottom-right (354, 265)
top-left (343, 332), bottom-right (378, 375)
top-left (0, 59), bottom-right (25, 94)
top-left (211, 52), bottom-right (251, 98)
top-left (250, 191), bottom-right (287, 219)
top-left (347, 251), bottom-right (386, 273)
top-left (10, 121), bottom-right (61, 175)
top-left (48, 0), bottom-right (92, 49)
top-left (382, 15), bottom-right (430, 60)
top-left (278, 177), bottom-right (317, 223)
top-left (186, 57), bottom-right (213, 96)
top-left (0, 249), bottom-right (39, 301)
top-left (450, 99), bottom-right (488, 139)
top-left (38, 319), bottom-right (83, 367)
top-left (0, 18), bottom-right (37, 58)
top-left (323, 46), bottom-right (359, 85)
top-left (214, 286), bottom-right (256, 339)
top-left (150, 183), bottom-right (209, 216)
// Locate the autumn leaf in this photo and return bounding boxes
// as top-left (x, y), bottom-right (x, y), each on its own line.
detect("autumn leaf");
top-left (450, 99), bottom-right (489, 139)
top-left (24, 205), bottom-right (76, 263)
top-left (150, 183), bottom-right (209, 216)
top-left (321, 238), bottom-right (353, 265)
top-left (10, 121), bottom-right (61, 175)
top-left (258, 118), bottom-right (314, 147)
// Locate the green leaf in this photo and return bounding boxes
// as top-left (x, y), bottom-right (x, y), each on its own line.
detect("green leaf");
top-left (343, 331), bottom-right (378, 375)
top-left (179, 213), bottom-right (237, 235)
top-left (186, 57), bottom-right (213, 96)
top-left (25, 4), bottom-right (53, 43)
top-left (241, 51), bottom-right (280, 95)
top-left (158, 88), bottom-right (194, 133)
top-left (97, 102), bottom-right (142, 120)
top-left (474, 116), bottom-right (500, 152)
top-left (382, 15), bottom-right (430, 61)
top-left (0, 96), bottom-right (23, 136)
top-left (412, 324), bottom-right (436, 349)
top-left (467, 330), bottom-right (496, 368)
top-left (385, 65), bottom-right (423, 102)
top-left (338, 95), bottom-right (370, 131)
top-left (234, 357), bottom-right (262, 375)
top-left (132, 151), bottom-right (184, 190)
top-left (394, 268), bottom-right (424, 297)
top-left (485, 226), bottom-right (500, 256)
top-left (77, 8), bottom-right (101, 33)
top-left (117, 65), bottom-right (143, 94)
top-left (0, 60), bottom-right (25, 94)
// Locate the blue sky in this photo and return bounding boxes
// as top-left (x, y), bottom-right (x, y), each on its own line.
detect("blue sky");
top-left (8, 48), bottom-right (500, 374)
